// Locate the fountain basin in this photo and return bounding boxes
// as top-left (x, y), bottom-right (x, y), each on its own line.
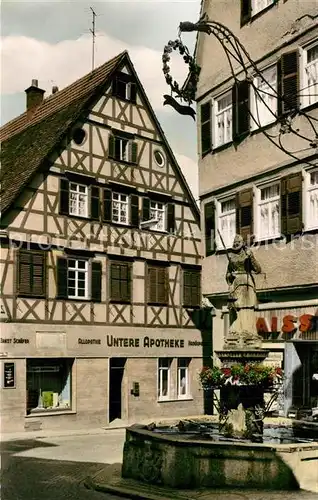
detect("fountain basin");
top-left (122, 423), bottom-right (318, 491)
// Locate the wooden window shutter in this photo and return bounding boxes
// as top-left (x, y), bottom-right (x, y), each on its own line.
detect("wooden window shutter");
top-left (280, 50), bottom-right (299, 115)
top-left (232, 80), bottom-right (250, 141)
top-left (121, 263), bottom-right (131, 302)
top-left (142, 197), bottom-right (150, 221)
top-left (91, 261), bottom-right (102, 302)
top-left (148, 266), bottom-right (161, 304)
top-left (103, 188), bottom-right (112, 223)
top-left (205, 201), bottom-right (216, 256)
top-left (130, 83), bottom-right (137, 104)
top-left (59, 178), bottom-right (69, 215)
top-left (108, 134), bottom-right (115, 159)
top-left (241, 0), bottom-right (251, 26)
top-left (157, 267), bottom-right (168, 304)
top-left (110, 263), bottom-right (121, 301)
top-left (192, 271), bottom-right (201, 307)
top-left (130, 141), bottom-right (138, 164)
top-left (56, 257), bottom-right (68, 299)
top-left (183, 270), bottom-right (192, 306)
top-left (32, 252), bottom-right (46, 297)
top-left (18, 250), bottom-right (45, 297)
top-left (167, 203), bottom-right (175, 234)
top-left (90, 186), bottom-right (100, 221)
top-left (201, 101), bottom-right (212, 156)
top-left (236, 188), bottom-right (253, 243)
top-left (130, 194), bottom-right (139, 227)
top-left (18, 251), bottom-right (32, 295)
top-left (281, 172), bottom-right (303, 236)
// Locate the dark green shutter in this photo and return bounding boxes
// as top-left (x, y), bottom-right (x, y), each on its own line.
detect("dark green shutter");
top-left (121, 263), bottom-right (131, 302)
top-left (157, 267), bottom-right (168, 304)
top-left (142, 197), bottom-right (150, 221)
top-left (91, 261), bottom-right (102, 302)
top-left (241, 0), bottom-right (251, 26)
top-left (130, 194), bottom-right (139, 227)
top-left (59, 178), bottom-right (69, 215)
top-left (201, 102), bottom-right (211, 156)
top-left (103, 188), bottom-right (112, 223)
top-left (57, 257), bottom-right (68, 299)
top-left (130, 83), bottom-right (137, 104)
top-left (205, 201), bottom-right (216, 256)
top-left (90, 186), bottom-right (100, 220)
top-left (281, 172), bottom-right (303, 236)
top-left (280, 50), bottom-right (299, 114)
top-left (110, 263), bottom-right (121, 301)
top-left (167, 203), bottom-right (175, 234)
top-left (183, 270), bottom-right (192, 306)
top-left (108, 134), bottom-right (115, 159)
top-left (236, 188), bottom-right (253, 244)
top-left (232, 80), bottom-right (250, 141)
top-left (130, 141), bottom-right (138, 163)
top-left (32, 252), bottom-right (46, 297)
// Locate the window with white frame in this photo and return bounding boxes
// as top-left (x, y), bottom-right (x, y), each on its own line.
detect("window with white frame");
top-left (150, 201), bottom-right (166, 231)
top-left (214, 92), bottom-right (232, 148)
top-left (67, 259), bottom-right (89, 299)
top-left (114, 137), bottom-right (129, 162)
top-left (177, 359), bottom-right (190, 398)
top-left (112, 192), bottom-right (129, 224)
top-left (251, 65), bottom-right (277, 129)
top-left (217, 197), bottom-right (236, 249)
top-left (305, 169), bottom-right (318, 230)
top-left (69, 182), bottom-right (88, 217)
top-left (252, 0), bottom-right (273, 16)
top-left (158, 358), bottom-right (171, 400)
top-left (256, 183), bottom-right (280, 240)
top-left (302, 42), bottom-right (318, 107)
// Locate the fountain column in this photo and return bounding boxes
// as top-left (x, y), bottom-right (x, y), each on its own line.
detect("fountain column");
top-left (214, 235), bottom-right (269, 438)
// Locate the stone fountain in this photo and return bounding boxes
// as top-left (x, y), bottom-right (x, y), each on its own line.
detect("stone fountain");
top-left (121, 235), bottom-right (318, 492)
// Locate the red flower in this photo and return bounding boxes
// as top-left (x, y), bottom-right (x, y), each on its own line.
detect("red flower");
top-left (275, 367), bottom-right (283, 376)
top-left (222, 368), bottom-right (231, 377)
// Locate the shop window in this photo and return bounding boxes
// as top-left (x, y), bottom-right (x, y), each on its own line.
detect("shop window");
top-left (110, 260), bottom-right (131, 302)
top-left (26, 359), bottom-right (73, 414)
top-left (304, 168), bottom-right (318, 230)
top-left (183, 268), bottom-right (201, 308)
top-left (17, 249), bottom-right (46, 298)
top-left (250, 65), bottom-right (277, 129)
top-left (177, 358), bottom-right (190, 398)
top-left (147, 265), bottom-right (168, 305)
top-left (158, 358), bottom-right (172, 400)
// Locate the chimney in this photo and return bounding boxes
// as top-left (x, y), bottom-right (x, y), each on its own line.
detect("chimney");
top-left (25, 79), bottom-right (45, 117)
top-left (52, 85), bottom-right (59, 94)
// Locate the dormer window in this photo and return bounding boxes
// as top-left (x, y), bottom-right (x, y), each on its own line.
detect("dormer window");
top-left (112, 72), bottom-right (137, 103)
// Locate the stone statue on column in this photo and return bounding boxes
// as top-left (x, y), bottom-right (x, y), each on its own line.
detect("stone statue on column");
top-left (225, 234), bottom-right (262, 348)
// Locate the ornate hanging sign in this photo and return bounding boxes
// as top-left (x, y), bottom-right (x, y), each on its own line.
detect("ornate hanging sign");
top-left (162, 39), bottom-right (200, 119)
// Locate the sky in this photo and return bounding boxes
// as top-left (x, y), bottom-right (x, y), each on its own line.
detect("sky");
top-left (0, 0), bottom-right (201, 201)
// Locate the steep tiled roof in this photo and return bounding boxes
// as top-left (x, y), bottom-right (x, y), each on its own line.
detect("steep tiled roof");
top-left (1, 50), bottom-right (200, 221)
top-left (0, 51), bottom-right (127, 214)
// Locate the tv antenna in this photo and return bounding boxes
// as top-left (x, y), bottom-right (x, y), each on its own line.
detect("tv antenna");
top-left (89, 6), bottom-right (97, 71)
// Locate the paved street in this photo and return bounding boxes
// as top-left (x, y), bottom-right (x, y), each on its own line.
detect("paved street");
top-left (1, 430), bottom-right (126, 500)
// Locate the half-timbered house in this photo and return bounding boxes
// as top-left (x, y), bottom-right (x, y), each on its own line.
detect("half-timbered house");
top-left (0, 51), bottom-right (207, 433)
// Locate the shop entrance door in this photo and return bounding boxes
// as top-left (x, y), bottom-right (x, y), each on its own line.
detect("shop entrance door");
top-left (109, 358), bottom-right (126, 423)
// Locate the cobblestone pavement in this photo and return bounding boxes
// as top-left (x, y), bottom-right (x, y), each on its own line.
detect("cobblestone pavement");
top-left (0, 431), bottom-right (126, 500)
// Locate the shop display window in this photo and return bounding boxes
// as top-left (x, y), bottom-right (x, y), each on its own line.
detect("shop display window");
top-left (26, 358), bottom-right (73, 414)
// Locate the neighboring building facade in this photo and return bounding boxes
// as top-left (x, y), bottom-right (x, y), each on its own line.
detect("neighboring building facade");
top-left (195, 0), bottom-right (318, 415)
top-left (0, 52), bottom-right (206, 433)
